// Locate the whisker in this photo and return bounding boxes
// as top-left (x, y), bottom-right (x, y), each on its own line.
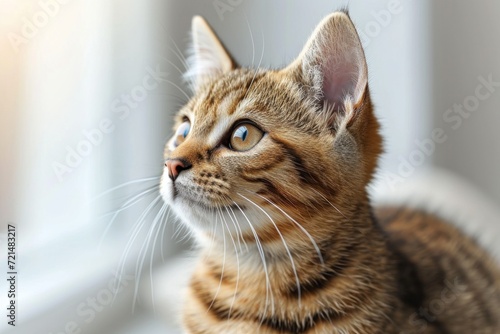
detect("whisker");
top-left (232, 201), bottom-right (275, 318)
top-left (89, 176), bottom-right (160, 203)
top-left (98, 185), bottom-right (160, 250)
top-left (158, 54), bottom-right (187, 78)
top-left (149, 203), bottom-right (168, 314)
top-left (239, 193), bottom-right (302, 308)
top-left (244, 16), bottom-right (256, 70)
top-left (243, 29), bottom-right (265, 101)
top-left (224, 206), bottom-right (244, 253)
top-left (310, 188), bottom-right (347, 218)
top-left (132, 201), bottom-right (167, 313)
top-left (113, 195), bottom-right (162, 306)
top-left (206, 207), bottom-right (227, 313)
top-left (202, 208), bottom-right (218, 261)
top-left (166, 32), bottom-right (189, 71)
top-left (95, 185), bottom-right (158, 211)
top-left (164, 78), bottom-right (191, 101)
top-left (96, 185), bottom-right (160, 219)
top-left (227, 205), bottom-right (249, 252)
top-left (172, 220), bottom-right (192, 242)
top-left (251, 191), bottom-right (324, 265)
top-left (221, 207), bottom-right (240, 318)
top-left (160, 207), bottom-right (172, 263)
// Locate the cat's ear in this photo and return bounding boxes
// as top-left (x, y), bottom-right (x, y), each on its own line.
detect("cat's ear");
top-left (184, 16), bottom-right (235, 91)
top-left (287, 11), bottom-right (368, 110)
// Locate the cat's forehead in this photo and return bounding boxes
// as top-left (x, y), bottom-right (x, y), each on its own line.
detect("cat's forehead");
top-left (187, 69), bottom-right (303, 118)
top-left (183, 70), bottom-right (272, 133)
top-left (193, 69), bottom-right (265, 114)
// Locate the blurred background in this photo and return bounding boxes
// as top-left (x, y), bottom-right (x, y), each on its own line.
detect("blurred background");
top-left (1, 0), bottom-right (499, 333)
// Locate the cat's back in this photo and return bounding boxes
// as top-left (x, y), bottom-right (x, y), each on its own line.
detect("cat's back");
top-left (376, 206), bottom-right (500, 333)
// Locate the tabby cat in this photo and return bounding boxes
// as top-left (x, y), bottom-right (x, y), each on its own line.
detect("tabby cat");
top-left (160, 11), bottom-right (500, 334)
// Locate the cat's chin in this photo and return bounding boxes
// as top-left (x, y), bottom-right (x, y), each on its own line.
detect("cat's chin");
top-left (163, 189), bottom-right (233, 233)
top-left (163, 193), bottom-right (261, 242)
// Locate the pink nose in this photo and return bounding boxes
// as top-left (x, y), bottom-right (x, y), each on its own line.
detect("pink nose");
top-left (165, 159), bottom-right (191, 181)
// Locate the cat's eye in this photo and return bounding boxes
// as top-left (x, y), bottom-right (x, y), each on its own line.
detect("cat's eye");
top-left (174, 121), bottom-right (191, 146)
top-left (229, 123), bottom-right (264, 151)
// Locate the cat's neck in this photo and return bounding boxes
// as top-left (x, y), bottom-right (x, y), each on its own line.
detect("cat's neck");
top-left (199, 194), bottom-right (391, 287)
top-left (191, 195), bottom-right (398, 330)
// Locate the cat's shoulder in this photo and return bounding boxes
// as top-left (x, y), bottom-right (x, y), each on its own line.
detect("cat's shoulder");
top-left (371, 168), bottom-right (500, 259)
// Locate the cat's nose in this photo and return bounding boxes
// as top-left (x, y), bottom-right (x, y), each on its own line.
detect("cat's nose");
top-left (165, 159), bottom-right (192, 181)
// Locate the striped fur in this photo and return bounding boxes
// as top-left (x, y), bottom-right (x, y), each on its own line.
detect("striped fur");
top-left (160, 12), bottom-right (500, 333)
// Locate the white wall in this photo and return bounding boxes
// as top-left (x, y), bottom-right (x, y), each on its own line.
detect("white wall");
top-left (431, 0), bottom-right (500, 206)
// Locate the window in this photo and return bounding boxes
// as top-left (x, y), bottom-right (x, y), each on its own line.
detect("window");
top-left (1, 1), bottom-right (436, 333)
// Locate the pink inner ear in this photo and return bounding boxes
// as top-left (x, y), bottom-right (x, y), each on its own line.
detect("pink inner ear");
top-left (323, 60), bottom-right (358, 108)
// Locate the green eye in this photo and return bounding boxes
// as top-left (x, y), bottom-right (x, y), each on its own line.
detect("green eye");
top-left (229, 123), bottom-right (263, 151)
top-left (174, 121), bottom-right (190, 146)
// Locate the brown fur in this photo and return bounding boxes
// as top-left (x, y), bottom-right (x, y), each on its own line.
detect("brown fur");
top-left (161, 12), bottom-right (500, 334)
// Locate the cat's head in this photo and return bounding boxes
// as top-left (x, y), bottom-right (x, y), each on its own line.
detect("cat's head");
top-left (160, 12), bottom-right (381, 242)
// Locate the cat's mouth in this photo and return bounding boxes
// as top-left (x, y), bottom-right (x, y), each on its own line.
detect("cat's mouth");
top-left (171, 182), bottom-right (244, 212)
